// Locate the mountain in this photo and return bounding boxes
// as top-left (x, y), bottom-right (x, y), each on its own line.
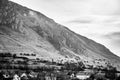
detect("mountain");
top-left (0, 0), bottom-right (120, 70)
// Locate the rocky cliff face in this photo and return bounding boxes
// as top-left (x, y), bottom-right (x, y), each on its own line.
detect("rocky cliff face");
top-left (0, 0), bottom-right (120, 69)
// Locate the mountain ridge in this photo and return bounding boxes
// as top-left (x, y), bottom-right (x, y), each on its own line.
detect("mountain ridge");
top-left (0, 0), bottom-right (120, 70)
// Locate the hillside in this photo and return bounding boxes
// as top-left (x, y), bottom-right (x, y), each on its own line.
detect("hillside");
top-left (0, 0), bottom-right (120, 70)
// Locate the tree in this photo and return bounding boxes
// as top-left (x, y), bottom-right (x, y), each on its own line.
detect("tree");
top-left (105, 67), bottom-right (117, 79)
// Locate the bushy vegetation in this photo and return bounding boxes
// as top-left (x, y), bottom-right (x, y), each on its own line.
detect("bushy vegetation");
top-left (0, 52), bottom-right (120, 80)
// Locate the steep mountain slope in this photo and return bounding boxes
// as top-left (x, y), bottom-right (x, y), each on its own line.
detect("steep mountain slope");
top-left (0, 0), bottom-right (120, 69)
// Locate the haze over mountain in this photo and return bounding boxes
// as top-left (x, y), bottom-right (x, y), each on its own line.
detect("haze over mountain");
top-left (0, 0), bottom-right (120, 70)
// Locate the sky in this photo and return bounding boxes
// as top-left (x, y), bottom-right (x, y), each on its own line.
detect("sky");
top-left (10, 0), bottom-right (120, 57)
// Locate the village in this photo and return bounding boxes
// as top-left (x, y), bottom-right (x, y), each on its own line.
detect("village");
top-left (0, 52), bottom-right (120, 80)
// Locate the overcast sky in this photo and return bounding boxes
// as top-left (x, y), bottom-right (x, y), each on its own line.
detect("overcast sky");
top-left (11, 0), bottom-right (120, 57)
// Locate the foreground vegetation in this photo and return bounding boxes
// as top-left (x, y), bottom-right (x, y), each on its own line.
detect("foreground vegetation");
top-left (0, 52), bottom-right (120, 80)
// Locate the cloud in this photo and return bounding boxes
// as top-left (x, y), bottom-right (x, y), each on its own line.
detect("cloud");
top-left (67, 19), bottom-right (93, 24)
top-left (110, 32), bottom-right (120, 37)
top-left (105, 32), bottom-right (120, 40)
top-left (90, 0), bottom-right (120, 15)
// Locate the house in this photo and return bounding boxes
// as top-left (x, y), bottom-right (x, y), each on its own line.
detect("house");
top-left (76, 70), bottom-right (92, 80)
top-left (76, 73), bottom-right (90, 80)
